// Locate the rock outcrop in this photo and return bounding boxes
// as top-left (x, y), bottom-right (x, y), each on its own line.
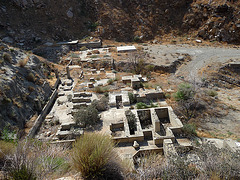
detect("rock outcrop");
top-left (0, 43), bottom-right (53, 131)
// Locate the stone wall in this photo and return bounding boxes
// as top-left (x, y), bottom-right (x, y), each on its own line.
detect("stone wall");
top-left (27, 88), bottom-right (58, 138)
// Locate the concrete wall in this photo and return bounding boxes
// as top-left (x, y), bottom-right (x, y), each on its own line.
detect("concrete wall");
top-left (78, 41), bottom-right (102, 48)
top-left (27, 89), bottom-right (58, 138)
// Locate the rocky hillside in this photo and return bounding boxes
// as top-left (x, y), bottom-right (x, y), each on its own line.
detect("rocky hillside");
top-left (0, 43), bottom-right (54, 131)
top-left (1, 0), bottom-right (240, 48)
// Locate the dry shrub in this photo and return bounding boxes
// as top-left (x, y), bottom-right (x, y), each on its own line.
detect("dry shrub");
top-left (3, 53), bottom-right (12, 63)
top-left (26, 72), bottom-right (35, 83)
top-left (126, 144), bottom-right (240, 180)
top-left (71, 133), bottom-right (123, 179)
top-left (2, 139), bottom-right (69, 180)
top-left (0, 140), bottom-right (16, 166)
top-left (18, 58), bottom-right (29, 67)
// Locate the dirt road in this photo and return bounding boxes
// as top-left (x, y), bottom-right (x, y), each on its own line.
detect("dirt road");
top-left (146, 44), bottom-right (240, 83)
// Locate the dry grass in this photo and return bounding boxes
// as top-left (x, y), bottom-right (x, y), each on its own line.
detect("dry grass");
top-left (71, 133), bottom-right (123, 179)
top-left (0, 141), bottom-right (16, 163)
top-left (18, 57), bottom-right (29, 67)
top-left (2, 140), bottom-right (69, 180)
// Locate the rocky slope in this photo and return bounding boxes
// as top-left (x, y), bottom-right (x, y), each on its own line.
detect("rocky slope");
top-left (1, 0), bottom-right (240, 49)
top-left (0, 43), bottom-right (54, 131)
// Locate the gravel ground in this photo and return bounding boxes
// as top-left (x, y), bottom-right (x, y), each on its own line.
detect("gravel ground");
top-left (145, 44), bottom-right (240, 83)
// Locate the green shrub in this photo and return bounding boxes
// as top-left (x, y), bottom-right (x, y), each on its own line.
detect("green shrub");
top-left (104, 92), bottom-right (109, 97)
top-left (136, 102), bottom-right (158, 109)
top-left (90, 55), bottom-right (98, 58)
top-left (165, 93), bottom-right (171, 99)
top-left (174, 83), bottom-right (195, 101)
top-left (71, 133), bottom-right (116, 179)
top-left (91, 97), bottom-right (108, 111)
top-left (3, 53), bottom-right (12, 63)
top-left (74, 105), bottom-right (99, 127)
top-left (128, 92), bottom-right (137, 104)
top-left (107, 79), bottom-right (114, 85)
top-left (26, 73), bottom-right (35, 83)
top-left (207, 90), bottom-right (218, 97)
top-left (125, 110), bottom-right (137, 134)
top-left (182, 123), bottom-right (197, 137)
top-left (80, 46), bottom-right (88, 51)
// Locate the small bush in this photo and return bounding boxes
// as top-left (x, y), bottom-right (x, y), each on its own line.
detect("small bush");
top-left (207, 90), bottom-right (218, 97)
top-left (125, 110), bottom-right (137, 134)
top-left (26, 73), bottom-right (35, 82)
top-left (28, 86), bottom-right (35, 92)
top-left (104, 92), bottom-right (109, 97)
top-left (74, 105), bottom-right (99, 127)
top-left (165, 93), bottom-right (171, 99)
top-left (71, 133), bottom-right (117, 179)
top-left (90, 55), bottom-right (98, 58)
top-left (80, 46), bottom-right (88, 51)
top-left (136, 102), bottom-right (158, 109)
top-left (18, 58), bottom-right (28, 67)
top-left (92, 50), bottom-right (100, 54)
top-left (3, 53), bottom-right (12, 63)
top-left (107, 79), bottom-right (114, 85)
top-left (128, 92), bottom-right (137, 104)
top-left (91, 97), bottom-right (108, 111)
top-left (174, 83), bottom-right (195, 101)
top-left (182, 123), bottom-right (197, 137)
top-left (94, 86), bottom-right (109, 93)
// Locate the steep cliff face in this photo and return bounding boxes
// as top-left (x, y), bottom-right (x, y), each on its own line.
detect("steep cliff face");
top-left (0, 43), bottom-right (53, 131)
top-left (0, 0), bottom-right (240, 49)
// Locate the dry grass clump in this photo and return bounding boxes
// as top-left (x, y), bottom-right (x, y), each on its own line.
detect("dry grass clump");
top-left (18, 57), bottom-right (29, 67)
top-left (0, 140), bottom-right (16, 164)
top-left (71, 133), bottom-right (123, 179)
top-left (3, 53), bottom-right (12, 63)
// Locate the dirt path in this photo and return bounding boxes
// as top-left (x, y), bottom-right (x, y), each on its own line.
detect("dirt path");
top-left (146, 44), bottom-right (240, 83)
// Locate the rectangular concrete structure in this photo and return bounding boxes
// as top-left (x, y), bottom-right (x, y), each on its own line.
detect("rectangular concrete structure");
top-left (117, 46), bottom-right (137, 52)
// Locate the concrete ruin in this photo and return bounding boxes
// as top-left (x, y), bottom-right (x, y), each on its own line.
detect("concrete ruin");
top-left (109, 107), bottom-right (184, 156)
top-left (117, 45), bottom-right (137, 53)
top-left (133, 87), bottom-right (165, 103)
top-left (122, 74), bottom-right (147, 89)
top-left (109, 91), bottom-right (130, 108)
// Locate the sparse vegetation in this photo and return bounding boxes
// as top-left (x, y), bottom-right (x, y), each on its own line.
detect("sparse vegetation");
top-left (182, 123), bottom-right (197, 137)
top-left (94, 86), bottom-right (109, 93)
top-left (207, 90), bottom-right (218, 97)
top-left (80, 46), bottom-right (88, 51)
top-left (2, 140), bottom-right (69, 180)
top-left (136, 102), bottom-right (158, 109)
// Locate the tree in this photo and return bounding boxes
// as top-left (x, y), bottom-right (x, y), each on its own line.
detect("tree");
top-left (73, 105), bottom-right (99, 128)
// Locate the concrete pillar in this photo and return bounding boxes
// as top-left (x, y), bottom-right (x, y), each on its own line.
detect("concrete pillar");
top-left (66, 66), bottom-right (71, 79)
top-left (154, 119), bottom-right (161, 132)
top-left (112, 59), bottom-right (116, 70)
